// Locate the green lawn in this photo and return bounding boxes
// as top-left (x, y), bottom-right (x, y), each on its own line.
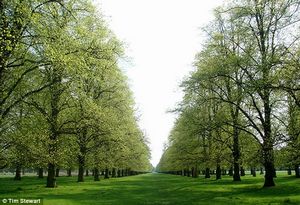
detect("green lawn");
top-left (0, 173), bottom-right (299, 205)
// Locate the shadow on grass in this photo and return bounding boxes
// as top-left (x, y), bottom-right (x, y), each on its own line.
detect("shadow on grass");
top-left (0, 173), bottom-right (299, 205)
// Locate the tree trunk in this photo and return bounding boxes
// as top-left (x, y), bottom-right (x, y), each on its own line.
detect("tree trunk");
top-left (263, 147), bottom-right (275, 187)
top-left (262, 85), bottom-right (275, 187)
top-left (187, 169), bottom-right (190, 177)
top-left (55, 168), bottom-right (59, 177)
top-left (38, 168), bottom-right (43, 178)
top-left (295, 165), bottom-right (300, 178)
top-left (216, 164), bottom-right (221, 180)
top-left (240, 166), bottom-right (245, 176)
top-left (46, 163), bottom-right (56, 188)
top-left (104, 168), bottom-right (109, 179)
top-left (85, 169), bottom-right (89, 177)
top-left (229, 167), bottom-right (233, 176)
top-left (252, 167), bottom-right (256, 177)
top-left (191, 167), bottom-right (198, 178)
top-left (67, 168), bottom-right (72, 177)
top-left (77, 127), bottom-right (88, 182)
top-left (121, 169), bottom-right (124, 177)
top-left (232, 125), bottom-right (241, 181)
top-left (264, 163), bottom-right (275, 187)
top-left (260, 167), bottom-right (264, 175)
top-left (94, 168), bottom-right (100, 181)
top-left (287, 167), bottom-right (291, 175)
top-left (193, 166), bottom-right (198, 178)
top-left (46, 71), bottom-right (61, 188)
top-left (112, 168), bottom-right (116, 178)
top-left (205, 168), bottom-right (210, 178)
top-left (117, 169), bottom-right (121, 177)
top-left (14, 164), bottom-right (21, 180)
top-left (77, 154), bottom-right (85, 182)
top-left (233, 162), bottom-right (241, 181)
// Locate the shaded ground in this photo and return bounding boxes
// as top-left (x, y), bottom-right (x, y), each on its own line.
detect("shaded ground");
top-left (0, 173), bottom-right (299, 205)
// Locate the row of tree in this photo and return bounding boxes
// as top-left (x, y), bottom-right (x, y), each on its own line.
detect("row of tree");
top-left (0, 0), bottom-right (151, 188)
top-left (157, 0), bottom-right (300, 187)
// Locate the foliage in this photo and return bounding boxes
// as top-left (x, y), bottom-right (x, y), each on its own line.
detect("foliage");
top-left (0, 0), bottom-right (151, 186)
top-left (158, 0), bottom-right (300, 187)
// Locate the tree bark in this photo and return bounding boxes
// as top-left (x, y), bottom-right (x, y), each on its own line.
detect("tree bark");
top-left (94, 168), bottom-right (100, 181)
top-left (232, 124), bottom-right (241, 181)
top-left (262, 76), bottom-right (276, 187)
top-left (77, 154), bottom-right (85, 182)
top-left (260, 167), bottom-right (264, 175)
top-left (216, 164), bottom-right (221, 180)
top-left (287, 167), bottom-right (291, 175)
top-left (205, 168), bottom-right (210, 178)
top-left (55, 168), bottom-right (59, 177)
top-left (14, 164), bottom-right (21, 180)
top-left (38, 168), bottom-right (43, 178)
top-left (77, 128), bottom-right (87, 182)
top-left (112, 168), bottom-right (116, 178)
top-left (46, 70), bottom-right (61, 188)
top-left (67, 168), bottom-right (72, 177)
top-left (240, 166), bottom-right (245, 176)
top-left (295, 165), bottom-right (300, 178)
top-left (229, 167), bottom-right (233, 176)
top-left (85, 169), bottom-right (89, 177)
top-left (187, 169), bottom-right (190, 177)
top-left (263, 146), bottom-right (275, 187)
top-left (46, 163), bottom-right (56, 187)
top-left (252, 167), bottom-right (256, 177)
top-left (191, 167), bottom-right (198, 178)
top-left (104, 168), bottom-right (109, 179)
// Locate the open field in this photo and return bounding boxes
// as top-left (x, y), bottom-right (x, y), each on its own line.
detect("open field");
top-left (0, 173), bottom-right (299, 205)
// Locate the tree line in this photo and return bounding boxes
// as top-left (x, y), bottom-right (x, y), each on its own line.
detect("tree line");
top-left (0, 0), bottom-right (152, 188)
top-left (157, 0), bottom-right (300, 187)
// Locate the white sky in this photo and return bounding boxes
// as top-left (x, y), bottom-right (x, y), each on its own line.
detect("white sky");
top-left (95, 0), bottom-right (224, 166)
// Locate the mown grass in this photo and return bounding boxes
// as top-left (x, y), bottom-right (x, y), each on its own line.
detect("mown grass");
top-left (0, 172), bottom-right (299, 205)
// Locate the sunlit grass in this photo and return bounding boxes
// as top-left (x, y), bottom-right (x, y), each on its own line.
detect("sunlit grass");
top-left (0, 172), bottom-right (299, 205)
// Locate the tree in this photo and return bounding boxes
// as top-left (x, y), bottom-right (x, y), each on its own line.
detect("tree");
top-left (0, 0), bottom-right (67, 170)
top-left (158, 0), bottom-right (300, 188)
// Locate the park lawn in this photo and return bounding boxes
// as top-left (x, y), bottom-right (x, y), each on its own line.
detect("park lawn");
top-left (0, 173), bottom-right (299, 205)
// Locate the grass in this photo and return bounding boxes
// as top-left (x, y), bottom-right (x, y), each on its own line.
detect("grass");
top-left (0, 172), bottom-right (299, 205)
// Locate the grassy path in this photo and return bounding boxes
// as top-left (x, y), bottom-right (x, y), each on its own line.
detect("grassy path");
top-left (0, 173), bottom-right (299, 204)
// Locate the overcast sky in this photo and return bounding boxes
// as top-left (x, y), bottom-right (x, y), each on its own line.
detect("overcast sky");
top-left (95, 0), bottom-right (224, 166)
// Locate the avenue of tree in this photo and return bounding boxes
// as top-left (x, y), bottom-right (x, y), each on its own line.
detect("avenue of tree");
top-left (0, 0), bottom-right (152, 188)
top-left (157, 0), bottom-right (300, 187)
